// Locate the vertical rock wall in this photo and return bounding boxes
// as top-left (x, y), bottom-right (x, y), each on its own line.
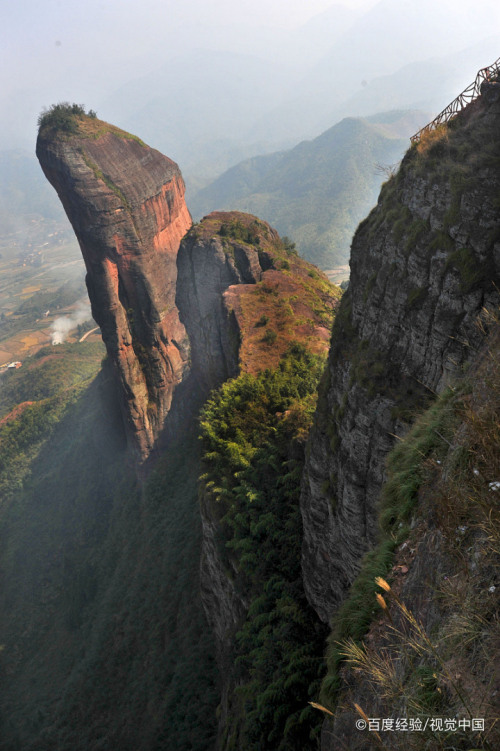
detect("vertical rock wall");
top-left (301, 90), bottom-right (500, 624)
top-left (37, 120), bottom-right (192, 460)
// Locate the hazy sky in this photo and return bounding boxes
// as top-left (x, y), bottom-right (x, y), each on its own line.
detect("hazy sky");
top-left (1, 0), bottom-right (370, 95)
top-left (1, 0), bottom-right (499, 156)
top-left (0, 0), bottom-right (373, 147)
top-left (2, 0), bottom-right (373, 66)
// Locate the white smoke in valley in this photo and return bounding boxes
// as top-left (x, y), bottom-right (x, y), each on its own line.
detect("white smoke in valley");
top-left (51, 298), bottom-right (92, 345)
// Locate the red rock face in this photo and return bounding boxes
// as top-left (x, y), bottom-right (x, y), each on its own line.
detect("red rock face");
top-left (37, 121), bottom-right (192, 460)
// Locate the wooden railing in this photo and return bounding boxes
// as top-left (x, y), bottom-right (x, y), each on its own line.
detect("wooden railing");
top-left (410, 56), bottom-right (500, 144)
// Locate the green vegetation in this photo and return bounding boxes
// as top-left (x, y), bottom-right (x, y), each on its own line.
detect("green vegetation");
top-left (190, 117), bottom-right (407, 269)
top-left (219, 217), bottom-right (261, 245)
top-left (37, 103), bottom-right (96, 134)
top-left (281, 236), bottom-right (298, 256)
top-left (200, 346), bottom-right (329, 750)
top-left (261, 328), bottom-right (277, 345)
top-left (37, 102), bottom-right (147, 147)
top-left (0, 281), bottom-right (88, 344)
top-left (0, 347), bottom-right (218, 750)
top-left (379, 387), bottom-right (458, 532)
top-left (319, 383), bottom-right (467, 710)
top-left (0, 341), bottom-right (104, 416)
top-left (15, 281), bottom-right (85, 317)
top-left (0, 394), bottom-right (75, 503)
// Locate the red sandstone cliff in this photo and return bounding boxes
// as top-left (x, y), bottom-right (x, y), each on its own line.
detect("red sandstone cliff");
top-left (36, 115), bottom-right (192, 460)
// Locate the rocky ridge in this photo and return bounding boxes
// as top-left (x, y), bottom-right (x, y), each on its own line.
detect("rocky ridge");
top-left (301, 86), bottom-right (500, 621)
top-left (176, 211), bottom-right (339, 747)
top-left (31, 111), bottom-right (340, 750)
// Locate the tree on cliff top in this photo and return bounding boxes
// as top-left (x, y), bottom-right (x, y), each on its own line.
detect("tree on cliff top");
top-left (37, 102), bottom-right (97, 134)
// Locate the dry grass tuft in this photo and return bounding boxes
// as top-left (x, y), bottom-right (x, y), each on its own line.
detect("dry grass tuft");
top-left (415, 123), bottom-right (449, 156)
top-left (336, 314), bottom-right (500, 750)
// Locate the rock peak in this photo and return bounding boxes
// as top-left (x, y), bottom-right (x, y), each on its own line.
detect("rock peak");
top-left (36, 110), bottom-right (192, 460)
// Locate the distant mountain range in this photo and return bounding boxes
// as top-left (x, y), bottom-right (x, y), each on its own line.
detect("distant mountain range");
top-left (91, 2), bottom-right (499, 179)
top-left (2, 0), bottom-right (499, 182)
top-left (188, 112), bottom-right (420, 269)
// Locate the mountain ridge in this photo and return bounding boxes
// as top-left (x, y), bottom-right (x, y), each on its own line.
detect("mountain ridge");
top-left (189, 114), bottom-right (408, 268)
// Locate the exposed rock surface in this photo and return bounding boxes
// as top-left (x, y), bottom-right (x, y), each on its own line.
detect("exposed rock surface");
top-left (176, 211), bottom-right (273, 392)
top-left (178, 210), bottom-right (338, 634)
top-left (321, 324), bottom-right (500, 750)
top-left (177, 210), bottom-right (338, 389)
top-left (177, 211), bottom-right (340, 748)
top-left (36, 116), bottom-right (192, 460)
top-left (177, 212), bottom-right (279, 659)
top-left (301, 88), bottom-right (500, 624)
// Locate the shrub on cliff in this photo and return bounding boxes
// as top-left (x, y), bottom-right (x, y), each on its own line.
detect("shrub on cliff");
top-left (37, 102), bottom-right (96, 134)
top-left (200, 345), bottom-right (329, 750)
top-left (219, 217), bottom-right (261, 245)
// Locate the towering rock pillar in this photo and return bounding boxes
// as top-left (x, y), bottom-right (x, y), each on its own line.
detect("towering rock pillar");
top-left (37, 112), bottom-right (192, 460)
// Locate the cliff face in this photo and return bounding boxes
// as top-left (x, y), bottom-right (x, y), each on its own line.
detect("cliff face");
top-left (301, 87), bottom-right (500, 624)
top-left (36, 116), bottom-right (192, 460)
top-left (28, 89), bottom-right (500, 750)
top-left (177, 212), bottom-right (283, 667)
top-left (178, 211), bottom-right (338, 634)
top-left (176, 211), bottom-right (273, 393)
top-left (178, 211), bottom-right (339, 749)
top-left (320, 320), bottom-right (500, 751)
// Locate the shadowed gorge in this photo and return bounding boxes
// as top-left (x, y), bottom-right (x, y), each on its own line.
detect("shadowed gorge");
top-left (0, 71), bottom-right (499, 751)
top-left (1, 108), bottom-right (341, 750)
top-left (0, 359), bottom-right (219, 750)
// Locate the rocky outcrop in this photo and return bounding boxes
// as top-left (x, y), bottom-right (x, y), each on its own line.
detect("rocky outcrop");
top-left (301, 86), bottom-right (500, 624)
top-left (177, 212), bottom-right (279, 655)
top-left (36, 115), bottom-right (192, 460)
top-left (177, 211), bottom-right (337, 389)
top-left (176, 211), bottom-right (274, 392)
top-left (321, 322), bottom-right (500, 750)
top-left (177, 210), bottom-right (338, 637)
top-left (177, 211), bottom-right (340, 749)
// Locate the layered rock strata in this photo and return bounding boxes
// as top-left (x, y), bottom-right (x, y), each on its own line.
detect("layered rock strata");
top-left (37, 116), bottom-right (192, 460)
top-left (301, 87), bottom-right (500, 624)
